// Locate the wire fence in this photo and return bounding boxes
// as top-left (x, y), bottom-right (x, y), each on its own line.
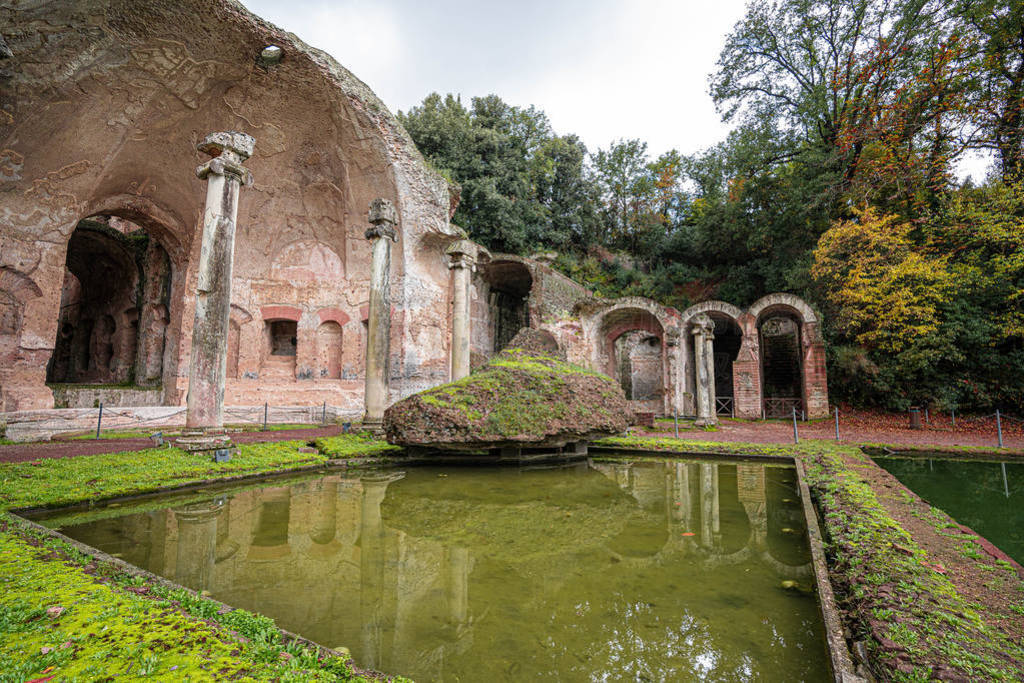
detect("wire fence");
top-left (3, 402), bottom-right (352, 443)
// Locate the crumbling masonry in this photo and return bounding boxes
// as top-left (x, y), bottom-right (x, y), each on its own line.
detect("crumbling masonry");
top-left (0, 0), bottom-right (827, 438)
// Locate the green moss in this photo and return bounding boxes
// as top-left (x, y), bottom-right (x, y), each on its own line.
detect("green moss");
top-left (0, 442), bottom-right (328, 512)
top-left (0, 524), bottom-right (381, 681)
top-left (404, 348), bottom-right (618, 439)
top-left (314, 434), bottom-right (403, 459)
top-left (0, 435), bottom-right (407, 681)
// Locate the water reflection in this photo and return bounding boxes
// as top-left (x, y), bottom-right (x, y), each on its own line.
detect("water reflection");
top-left (876, 456), bottom-right (1023, 564)
top-left (49, 460), bottom-right (826, 681)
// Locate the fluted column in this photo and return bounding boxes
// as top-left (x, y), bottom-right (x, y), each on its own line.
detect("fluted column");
top-left (186, 132), bottom-right (254, 429)
top-left (362, 199), bottom-right (398, 431)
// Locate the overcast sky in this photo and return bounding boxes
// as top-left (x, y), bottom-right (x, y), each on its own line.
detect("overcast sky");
top-left (241, 0), bottom-right (991, 180)
top-left (241, 0), bottom-right (748, 159)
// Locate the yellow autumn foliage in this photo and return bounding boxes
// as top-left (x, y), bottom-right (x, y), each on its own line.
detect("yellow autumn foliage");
top-left (811, 208), bottom-right (952, 354)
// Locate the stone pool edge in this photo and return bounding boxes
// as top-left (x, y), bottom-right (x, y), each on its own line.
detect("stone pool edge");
top-left (9, 448), bottom-right (862, 682)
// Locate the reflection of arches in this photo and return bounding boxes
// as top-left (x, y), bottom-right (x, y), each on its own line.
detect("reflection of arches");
top-left (482, 259), bottom-right (533, 352)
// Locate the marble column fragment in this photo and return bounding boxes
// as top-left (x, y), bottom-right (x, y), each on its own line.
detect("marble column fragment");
top-left (362, 199), bottom-right (398, 431)
top-left (186, 132), bottom-right (254, 429)
top-left (691, 314), bottom-right (717, 426)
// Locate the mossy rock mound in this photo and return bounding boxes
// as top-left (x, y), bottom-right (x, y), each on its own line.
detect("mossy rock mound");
top-left (384, 348), bottom-right (629, 450)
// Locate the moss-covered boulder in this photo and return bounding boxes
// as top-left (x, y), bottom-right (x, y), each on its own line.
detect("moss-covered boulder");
top-left (384, 347), bottom-right (630, 450)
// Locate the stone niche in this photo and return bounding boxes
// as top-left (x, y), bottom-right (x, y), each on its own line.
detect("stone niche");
top-left (47, 217), bottom-right (172, 388)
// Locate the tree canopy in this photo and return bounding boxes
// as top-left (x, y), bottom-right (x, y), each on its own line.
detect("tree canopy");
top-left (398, 0), bottom-right (1024, 412)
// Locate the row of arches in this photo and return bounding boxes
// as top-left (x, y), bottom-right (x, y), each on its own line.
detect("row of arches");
top-left (576, 293), bottom-right (827, 419)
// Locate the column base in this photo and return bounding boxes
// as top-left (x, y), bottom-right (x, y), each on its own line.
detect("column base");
top-left (694, 417), bottom-right (718, 428)
top-left (361, 415), bottom-right (385, 435)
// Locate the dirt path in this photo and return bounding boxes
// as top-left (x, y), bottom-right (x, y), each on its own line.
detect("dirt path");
top-left (0, 426), bottom-right (343, 464)
top-left (641, 411), bottom-right (1024, 451)
top-left (839, 449), bottom-right (1024, 643)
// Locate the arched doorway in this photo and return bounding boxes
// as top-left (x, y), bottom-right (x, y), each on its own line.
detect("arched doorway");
top-left (482, 260), bottom-right (533, 353)
top-left (757, 311), bottom-right (804, 418)
top-left (598, 306), bottom-right (667, 415)
top-left (709, 315), bottom-right (742, 417)
top-left (46, 216), bottom-right (173, 389)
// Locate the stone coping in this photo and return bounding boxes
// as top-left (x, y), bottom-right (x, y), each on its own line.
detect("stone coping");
top-left (10, 449), bottom-right (861, 682)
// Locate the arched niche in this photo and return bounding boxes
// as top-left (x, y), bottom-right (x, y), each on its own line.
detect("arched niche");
top-left (46, 216), bottom-right (176, 387)
top-left (481, 259), bottom-right (534, 353)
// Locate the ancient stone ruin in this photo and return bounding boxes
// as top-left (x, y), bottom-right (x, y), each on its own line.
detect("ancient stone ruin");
top-left (0, 0), bottom-right (828, 440)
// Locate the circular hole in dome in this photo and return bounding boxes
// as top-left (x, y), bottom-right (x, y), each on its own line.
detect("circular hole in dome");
top-left (260, 45), bottom-right (283, 65)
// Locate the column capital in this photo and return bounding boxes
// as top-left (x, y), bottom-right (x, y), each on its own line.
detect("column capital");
top-left (365, 198), bottom-right (398, 242)
top-left (445, 239), bottom-right (490, 270)
top-left (691, 313), bottom-right (714, 337)
top-left (195, 131), bottom-right (255, 185)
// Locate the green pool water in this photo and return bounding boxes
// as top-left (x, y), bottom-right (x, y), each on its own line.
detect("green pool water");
top-left (37, 459), bottom-right (829, 681)
top-left (874, 455), bottom-right (1024, 564)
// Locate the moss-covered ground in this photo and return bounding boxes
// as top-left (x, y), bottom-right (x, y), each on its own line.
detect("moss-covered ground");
top-left (595, 435), bottom-right (1024, 681)
top-left (0, 436), bottom-right (407, 681)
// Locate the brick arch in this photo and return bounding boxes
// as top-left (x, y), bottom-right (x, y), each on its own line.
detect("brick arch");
top-left (747, 293), bottom-right (817, 324)
top-left (679, 300), bottom-right (743, 326)
top-left (260, 305), bottom-right (302, 322)
top-left (317, 307), bottom-right (351, 327)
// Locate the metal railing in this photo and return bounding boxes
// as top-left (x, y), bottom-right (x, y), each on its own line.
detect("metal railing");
top-left (715, 396), bottom-right (734, 417)
top-left (763, 397), bottom-right (803, 420)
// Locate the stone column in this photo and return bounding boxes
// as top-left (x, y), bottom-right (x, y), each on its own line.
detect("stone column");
top-left (691, 314), bottom-right (716, 426)
top-left (705, 327), bottom-right (717, 418)
top-left (445, 240), bottom-right (485, 381)
top-left (362, 199), bottom-right (398, 431)
top-left (186, 132), bottom-right (254, 429)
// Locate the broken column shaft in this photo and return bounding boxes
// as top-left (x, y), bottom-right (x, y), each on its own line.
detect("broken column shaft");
top-left (691, 314), bottom-right (717, 427)
top-left (186, 131), bottom-right (254, 429)
top-left (362, 199), bottom-right (398, 431)
top-left (446, 240), bottom-right (481, 381)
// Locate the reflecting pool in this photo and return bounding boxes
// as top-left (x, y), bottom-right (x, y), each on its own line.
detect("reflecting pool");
top-left (875, 456), bottom-right (1024, 564)
top-left (36, 459), bottom-right (828, 681)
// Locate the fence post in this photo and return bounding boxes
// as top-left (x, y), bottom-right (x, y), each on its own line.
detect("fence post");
top-left (792, 406), bottom-right (799, 444)
top-left (951, 407), bottom-right (956, 427)
top-left (95, 402), bottom-right (104, 439)
top-left (834, 406), bottom-right (840, 441)
top-left (924, 406), bottom-right (929, 425)
top-left (322, 401), bottom-right (327, 425)
top-left (673, 412), bottom-right (679, 439)
top-left (996, 409), bottom-right (1004, 449)
top-left (263, 402), bottom-right (268, 432)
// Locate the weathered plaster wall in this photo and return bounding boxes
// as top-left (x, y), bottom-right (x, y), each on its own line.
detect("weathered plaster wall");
top-left (0, 0), bottom-right (456, 413)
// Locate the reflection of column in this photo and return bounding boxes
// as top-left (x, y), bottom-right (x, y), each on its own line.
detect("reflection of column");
top-left (359, 472), bottom-right (404, 669)
top-left (691, 314), bottom-right (717, 426)
top-left (445, 546), bottom-right (470, 626)
top-left (362, 199), bottom-right (398, 431)
top-left (446, 240), bottom-right (478, 381)
top-left (737, 463), bottom-right (768, 550)
top-left (311, 479), bottom-right (338, 545)
top-left (672, 462), bottom-right (692, 527)
top-left (700, 463), bottom-right (714, 548)
top-left (173, 500), bottom-right (223, 591)
top-left (186, 132), bottom-right (254, 429)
